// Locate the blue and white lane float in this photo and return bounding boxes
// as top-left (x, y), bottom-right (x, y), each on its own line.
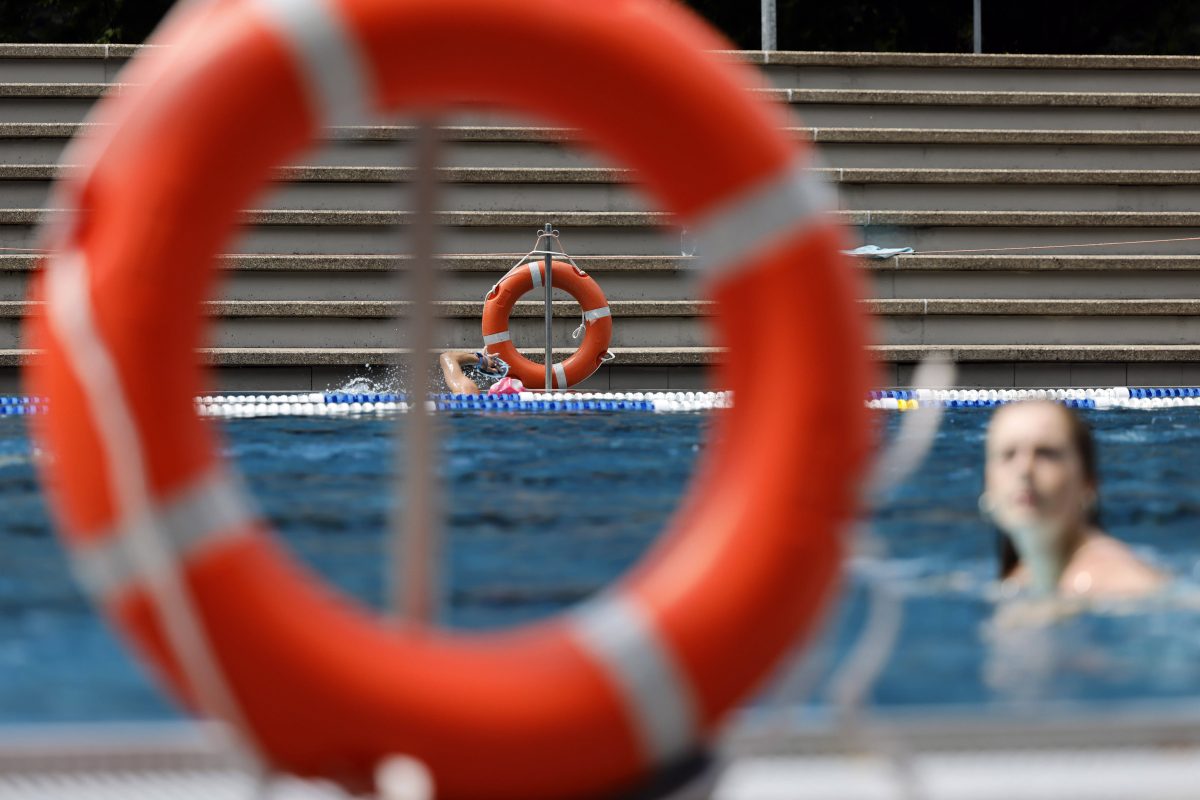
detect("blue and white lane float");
top-left (1, 391), bottom-right (730, 417)
top-left (867, 386), bottom-right (1200, 411)
top-left (191, 391), bottom-right (733, 417)
top-left (8, 388), bottom-right (1200, 418)
top-left (0, 396), bottom-right (48, 416)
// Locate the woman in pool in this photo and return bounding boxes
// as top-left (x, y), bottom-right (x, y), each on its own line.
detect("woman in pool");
top-left (981, 400), bottom-right (1165, 598)
top-left (439, 350), bottom-right (521, 395)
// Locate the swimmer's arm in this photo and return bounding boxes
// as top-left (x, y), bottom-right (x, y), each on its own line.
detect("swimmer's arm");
top-left (439, 351), bottom-right (482, 395)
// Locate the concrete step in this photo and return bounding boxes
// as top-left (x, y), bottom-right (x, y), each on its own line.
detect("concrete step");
top-left (9, 165), bottom-right (1200, 213)
top-left (11, 207), bottom-right (1200, 256)
top-left (218, 298), bottom-right (1200, 349)
top-left (850, 210), bottom-right (1200, 255)
top-left (788, 89), bottom-right (1200, 131)
top-left (10, 298), bottom-right (1200, 350)
top-left (834, 169), bottom-right (1200, 212)
top-left (10, 254), bottom-right (1200, 303)
top-left (747, 52), bottom-right (1200, 93)
top-left (0, 346), bottom-right (717, 392)
top-left (4, 45), bottom-right (1199, 95)
top-left (0, 254), bottom-right (695, 302)
top-left (877, 345), bottom-right (1200, 392)
top-left (0, 83), bottom-right (110, 123)
top-left (0, 345), bottom-right (711, 369)
top-left (0, 45), bottom-right (132, 83)
top-left (11, 343), bottom-right (1200, 367)
top-left (814, 130), bottom-right (1200, 170)
top-left (876, 255), bottom-right (1200, 300)
top-left (9, 344), bottom-right (1200, 393)
top-left (0, 207), bottom-right (683, 255)
top-left (2, 299), bottom-right (712, 350)
top-left (7, 124), bottom-right (1200, 171)
top-left (0, 165), bottom-right (661, 213)
top-left (0, 123), bottom-right (624, 168)
top-left (872, 300), bottom-right (1200, 347)
top-left (8, 83), bottom-right (1200, 130)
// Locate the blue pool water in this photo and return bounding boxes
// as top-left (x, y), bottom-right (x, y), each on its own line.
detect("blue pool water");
top-left (3, 408), bottom-right (1200, 723)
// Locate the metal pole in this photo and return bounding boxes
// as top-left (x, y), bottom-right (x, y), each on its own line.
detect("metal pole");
top-left (761, 0), bottom-right (777, 52)
top-left (973, 0), bottom-right (982, 54)
top-left (543, 223), bottom-right (554, 391)
top-left (392, 118), bottom-right (441, 622)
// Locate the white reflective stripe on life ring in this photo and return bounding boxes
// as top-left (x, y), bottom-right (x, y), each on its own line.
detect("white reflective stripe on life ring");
top-left (583, 306), bottom-right (611, 323)
top-left (250, 0), bottom-right (375, 127)
top-left (528, 262), bottom-right (543, 290)
top-left (72, 468), bottom-right (260, 602)
top-left (692, 159), bottom-right (834, 281)
top-left (483, 331), bottom-right (511, 345)
top-left (567, 592), bottom-right (697, 764)
top-left (44, 248), bottom-right (256, 744)
top-left (553, 363), bottom-right (568, 389)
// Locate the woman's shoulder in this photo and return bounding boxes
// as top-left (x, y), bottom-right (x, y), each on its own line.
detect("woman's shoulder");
top-left (1064, 532), bottom-right (1167, 596)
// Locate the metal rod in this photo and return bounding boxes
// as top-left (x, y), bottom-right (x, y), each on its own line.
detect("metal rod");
top-left (392, 118), bottom-right (441, 622)
top-left (543, 223), bottom-right (553, 392)
top-left (761, 0), bottom-right (777, 52)
top-left (973, 0), bottom-right (982, 54)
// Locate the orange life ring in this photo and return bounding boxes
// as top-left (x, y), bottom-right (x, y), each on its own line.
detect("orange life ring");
top-left (26, 0), bottom-right (874, 798)
top-left (482, 260), bottom-right (612, 389)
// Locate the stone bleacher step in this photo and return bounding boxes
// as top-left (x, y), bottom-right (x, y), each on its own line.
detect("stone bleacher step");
top-left (13, 164), bottom-right (1200, 182)
top-left (8, 208), bottom-right (1200, 256)
top-left (12, 297), bottom-right (1200, 315)
top-left (10, 254), bottom-right (1200, 303)
top-left (10, 342), bottom-right (1200, 392)
top-left (876, 255), bottom-right (1200, 300)
top-left (12, 298), bottom-right (1200, 350)
top-left (740, 51), bottom-right (1200, 93)
top-left (0, 253), bottom-right (691, 272)
top-left (19, 82), bottom-right (1200, 106)
top-left (11, 252), bottom-right (1200, 272)
top-left (7, 165), bottom-right (1200, 214)
top-left (10, 83), bottom-right (1200, 131)
top-left (0, 346), bottom-right (719, 369)
top-left (13, 206), bottom-right (1200, 225)
top-left (11, 345), bottom-right (1200, 368)
top-left (10, 122), bottom-right (1200, 144)
top-left (851, 211), bottom-right (1200, 256)
top-left (7, 43), bottom-right (1200, 90)
top-left (7, 124), bottom-right (1200, 171)
top-left (0, 253), bottom-right (698, 303)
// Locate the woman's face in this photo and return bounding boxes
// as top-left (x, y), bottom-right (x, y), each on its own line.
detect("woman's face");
top-left (984, 402), bottom-right (1094, 541)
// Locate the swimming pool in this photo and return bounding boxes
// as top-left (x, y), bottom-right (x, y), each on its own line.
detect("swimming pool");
top-left (2, 407), bottom-right (1200, 724)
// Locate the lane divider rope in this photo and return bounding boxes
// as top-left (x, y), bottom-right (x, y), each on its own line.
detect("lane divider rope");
top-left (10, 387), bottom-right (1200, 417)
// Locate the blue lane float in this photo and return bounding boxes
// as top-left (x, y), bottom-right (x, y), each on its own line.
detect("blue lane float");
top-left (0, 396), bottom-right (48, 416)
top-left (180, 391), bottom-right (727, 417)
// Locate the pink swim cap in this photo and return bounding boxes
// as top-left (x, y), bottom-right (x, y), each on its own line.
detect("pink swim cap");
top-left (488, 376), bottom-right (524, 395)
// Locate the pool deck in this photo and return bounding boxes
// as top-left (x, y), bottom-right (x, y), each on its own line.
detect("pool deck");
top-left (4, 706), bottom-right (1200, 799)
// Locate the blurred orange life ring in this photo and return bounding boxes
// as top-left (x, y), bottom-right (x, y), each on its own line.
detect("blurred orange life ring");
top-left (27, 0), bottom-right (874, 797)
top-left (482, 259), bottom-right (612, 390)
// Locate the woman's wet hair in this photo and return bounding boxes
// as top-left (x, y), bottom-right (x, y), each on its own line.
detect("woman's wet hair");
top-left (993, 402), bottom-right (1101, 579)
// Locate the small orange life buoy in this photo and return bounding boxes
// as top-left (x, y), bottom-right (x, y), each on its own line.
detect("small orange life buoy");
top-left (482, 260), bottom-right (612, 389)
top-left (27, 0), bottom-right (874, 798)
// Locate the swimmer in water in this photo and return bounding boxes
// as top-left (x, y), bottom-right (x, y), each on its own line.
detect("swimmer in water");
top-left (439, 350), bottom-right (515, 395)
top-left (980, 400), bottom-right (1165, 598)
